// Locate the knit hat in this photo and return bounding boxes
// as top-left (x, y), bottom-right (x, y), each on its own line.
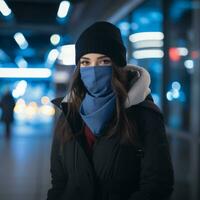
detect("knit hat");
top-left (75, 21), bottom-right (127, 67)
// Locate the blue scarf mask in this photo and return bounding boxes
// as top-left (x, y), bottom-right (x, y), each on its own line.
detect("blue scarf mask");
top-left (79, 66), bottom-right (116, 136)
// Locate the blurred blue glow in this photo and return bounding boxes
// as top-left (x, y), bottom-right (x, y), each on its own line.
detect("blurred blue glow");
top-left (170, 0), bottom-right (192, 21)
top-left (150, 11), bottom-right (163, 21)
top-left (140, 17), bottom-right (149, 24)
top-left (172, 89), bottom-right (180, 99)
top-left (179, 91), bottom-right (186, 102)
top-left (12, 80), bottom-right (27, 98)
top-left (0, 49), bottom-right (10, 62)
top-left (151, 93), bottom-right (160, 105)
top-left (166, 81), bottom-right (186, 102)
top-left (14, 32), bottom-right (29, 50)
top-left (172, 81), bottom-right (181, 90)
top-left (132, 8), bottom-right (162, 32)
top-left (131, 23), bottom-right (139, 31)
top-left (15, 56), bottom-right (28, 68)
top-left (150, 61), bottom-right (162, 74)
top-left (50, 34), bottom-right (61, 46)
top-left (46, 49), bottom-right (59, 65)
top-left (118, 21), bottom-right (130, 36)
top-left (166, 91), bottom-right (173, 101)
top-left (169, 115), bottom-right (182, 129)
top-left (16, 48), bottom-right (36, 57)
top-left (184, 59), bottom-right (194, 69)
top-left (118, 21), bottom-right (130, 31)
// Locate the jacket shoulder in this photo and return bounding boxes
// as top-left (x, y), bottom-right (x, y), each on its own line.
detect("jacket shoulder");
top-left (127, 95), bottom-right (167, 149)
top-left (128, 94), bottom-right (164, 121)
top-left (138, 98), bottom-right (162, 116)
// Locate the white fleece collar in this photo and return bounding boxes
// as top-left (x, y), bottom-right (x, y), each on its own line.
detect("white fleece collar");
top-left (62, 64), bottom-right (151, 108)
top-left (124, 64), bottom-right (151, 108)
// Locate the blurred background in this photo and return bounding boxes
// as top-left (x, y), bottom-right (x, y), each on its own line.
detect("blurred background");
top-left (0, 0), bottom-right (199, 200)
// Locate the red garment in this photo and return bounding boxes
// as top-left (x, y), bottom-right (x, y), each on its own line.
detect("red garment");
top-left (84, 124), bottom-right (96, 149)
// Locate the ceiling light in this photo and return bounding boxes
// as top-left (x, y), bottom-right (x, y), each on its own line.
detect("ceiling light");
top-left (0, 0), bottom-right (12, 16)
top-left (14, 32), bottom-right (29, 49)
top-left (57, 1), bottom-right (70, 18)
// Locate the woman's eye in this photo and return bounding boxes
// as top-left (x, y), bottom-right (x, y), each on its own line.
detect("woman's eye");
top-left (80, 60), bottom-right (89, 66)
top-left (99, 59), bottom-right (111, 65)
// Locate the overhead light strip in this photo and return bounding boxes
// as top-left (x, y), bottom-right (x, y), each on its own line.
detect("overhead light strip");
top-left (133, 49), bottom-right (164, 59)
top-left (129, 32), bottom-right (164, 43)
top-left (0, 68), bottom-right (52, 78)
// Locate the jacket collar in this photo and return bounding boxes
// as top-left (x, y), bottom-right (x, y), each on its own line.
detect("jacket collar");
top-left (123, 64), bottom-right (151, 108)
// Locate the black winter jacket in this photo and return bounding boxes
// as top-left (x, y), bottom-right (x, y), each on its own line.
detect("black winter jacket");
top-left (47, 95), bottom-right (174, 200)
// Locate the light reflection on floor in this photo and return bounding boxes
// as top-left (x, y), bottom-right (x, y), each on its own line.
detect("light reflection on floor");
top-left (0, 120), bottom-right (53, 200)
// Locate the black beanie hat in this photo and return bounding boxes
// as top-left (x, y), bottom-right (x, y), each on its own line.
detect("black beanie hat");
top-left (75, 21), bottom-right (127, 67)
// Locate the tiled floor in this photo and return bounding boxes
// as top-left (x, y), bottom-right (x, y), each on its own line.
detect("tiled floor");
top-left (0, 122), bottom-right (52, 200)
top-left (168, 135), bottom-right (200, 200)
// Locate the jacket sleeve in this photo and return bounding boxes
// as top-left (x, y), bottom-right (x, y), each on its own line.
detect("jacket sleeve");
top-left (129, 108), bottom-right (174, 200)
top-left (47, 114), bottom-right (68, 200)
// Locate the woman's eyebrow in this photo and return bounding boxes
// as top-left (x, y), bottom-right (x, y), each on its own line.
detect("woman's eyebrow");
top-left (97, 56), bottom-right (110, 59)
top-left (81, 57), bottom-right (90, 60)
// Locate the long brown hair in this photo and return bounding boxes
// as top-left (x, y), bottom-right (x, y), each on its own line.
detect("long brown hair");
top-left (57, 62), bottom-right (138, 144)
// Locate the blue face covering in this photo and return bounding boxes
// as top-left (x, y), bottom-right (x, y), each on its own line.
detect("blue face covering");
top-left (79, 66), bottom-right (116, 136)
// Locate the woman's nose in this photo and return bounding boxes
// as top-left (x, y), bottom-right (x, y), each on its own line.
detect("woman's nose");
top-left (90, 61), bottom-right (98, 66)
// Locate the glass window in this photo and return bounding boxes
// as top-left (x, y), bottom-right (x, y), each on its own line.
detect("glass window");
top-left (117, 0), bottom-right (163, 108)
top-left (164, 0), bottom-right (194, 131)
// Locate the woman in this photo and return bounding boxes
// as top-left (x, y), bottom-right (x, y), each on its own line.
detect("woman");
top-left (47, 21), bottom-right (174, 200)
